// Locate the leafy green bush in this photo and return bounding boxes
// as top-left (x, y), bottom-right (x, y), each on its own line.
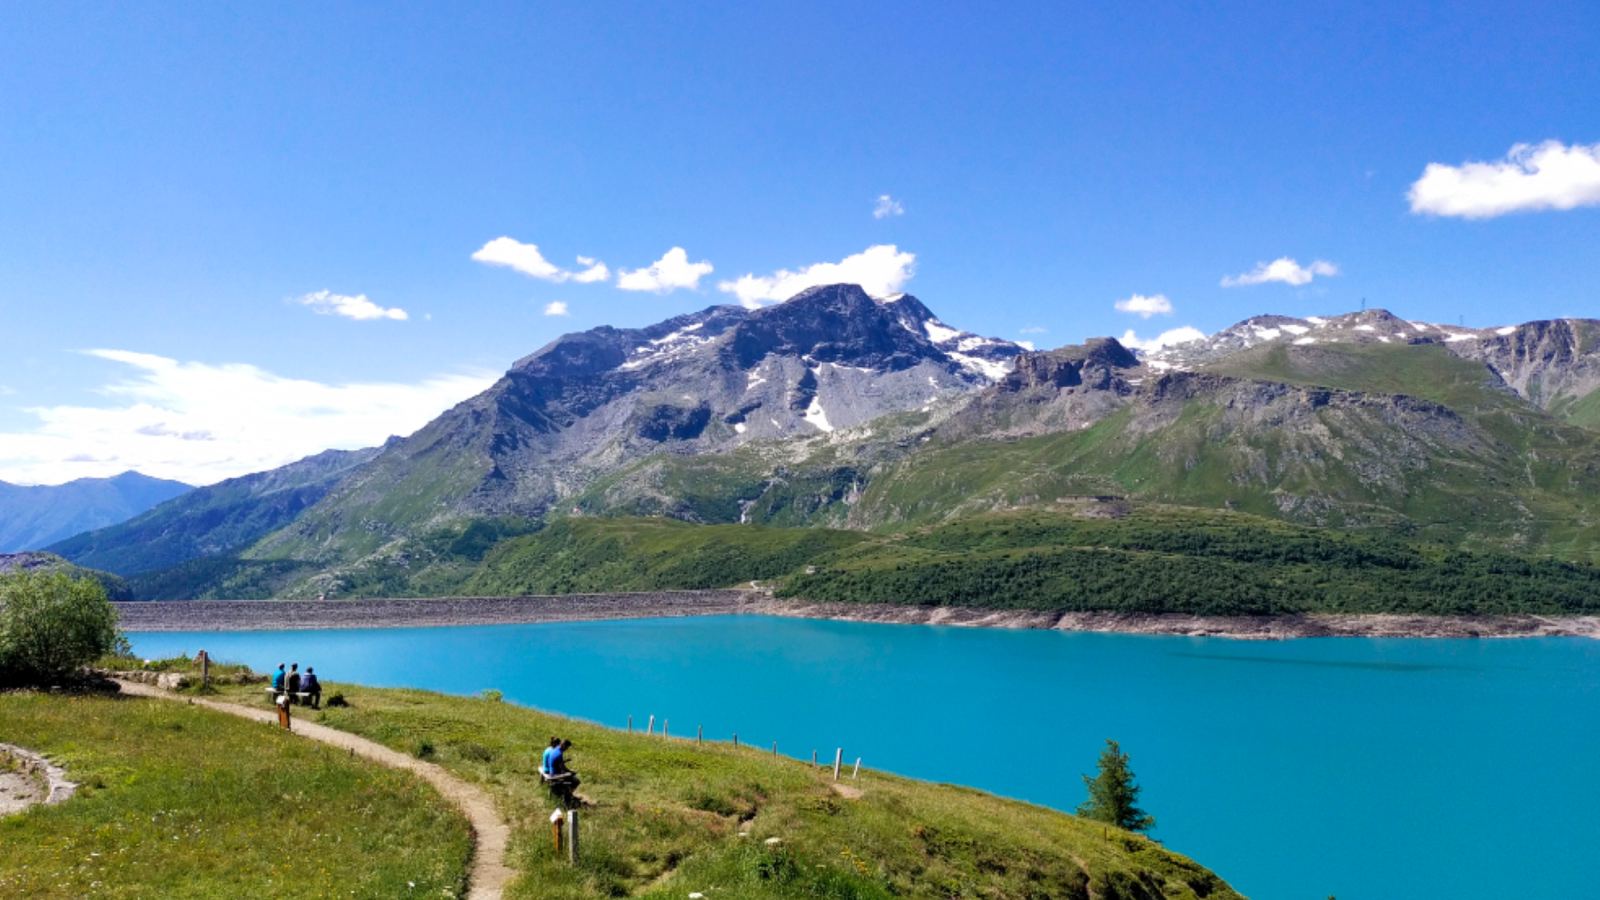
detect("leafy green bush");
top-left (0, 569), bottom-right (123, 685)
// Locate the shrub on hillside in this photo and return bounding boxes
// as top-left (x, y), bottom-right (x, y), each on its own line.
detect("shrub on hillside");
top-left (0, 569), bottom-right (123, 685)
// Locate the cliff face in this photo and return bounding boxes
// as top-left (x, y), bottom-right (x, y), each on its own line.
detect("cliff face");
top-left (1443, 318), bottom-right (1600, 414)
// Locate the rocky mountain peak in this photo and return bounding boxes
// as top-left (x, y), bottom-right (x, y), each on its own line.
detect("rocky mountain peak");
top-left (999, 337), bottom-right (1139, 393)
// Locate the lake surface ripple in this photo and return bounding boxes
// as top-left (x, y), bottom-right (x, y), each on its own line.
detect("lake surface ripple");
top-left (130, 615), bottom-right (1600, 900)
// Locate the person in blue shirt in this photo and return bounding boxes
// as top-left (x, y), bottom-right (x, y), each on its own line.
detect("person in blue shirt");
top-left (541, 737), bottom-right (561, 775)
top-left (542, 737), bottom-right (581, 804)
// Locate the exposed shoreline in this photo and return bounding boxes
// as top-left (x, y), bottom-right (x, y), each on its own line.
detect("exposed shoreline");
top-left (114, 592), bottom-right (1600, 640)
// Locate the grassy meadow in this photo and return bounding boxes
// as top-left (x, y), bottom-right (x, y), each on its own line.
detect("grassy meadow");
top-left (192, 675), bottom-right (1243, 900)
top-left (0, 691), bottom-right (471, 900)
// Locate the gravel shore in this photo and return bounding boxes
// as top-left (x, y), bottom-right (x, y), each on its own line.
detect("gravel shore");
top-left (115, 592), bottom-right (1600, 640)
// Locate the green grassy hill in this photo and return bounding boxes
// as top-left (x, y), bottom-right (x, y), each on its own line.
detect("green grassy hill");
top-left (194, 675), bottom-right (1246, 900)
top-left (0, 691), bottom-right (471, 899)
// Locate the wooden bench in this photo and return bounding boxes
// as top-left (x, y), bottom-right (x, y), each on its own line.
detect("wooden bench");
top-left (263, 688), bottom-right (317, 707)
top-left (541, 771), bottom-right (579, 806)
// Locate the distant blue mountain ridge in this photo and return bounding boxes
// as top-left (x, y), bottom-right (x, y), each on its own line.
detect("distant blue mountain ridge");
top-left (0, 471), bottom-right (192, 552)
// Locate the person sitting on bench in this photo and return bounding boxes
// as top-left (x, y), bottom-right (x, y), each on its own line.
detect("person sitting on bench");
top-left (270, 664), bottom-right (286, 698)
top-left (542, 737), bottom-right (580, 803)
top-left (286, 664), bottom-right (302, 703)
top-left (301, 667), bottom-right (322, 709)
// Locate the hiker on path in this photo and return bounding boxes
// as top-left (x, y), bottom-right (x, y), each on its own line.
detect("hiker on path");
top-left (302, 667), bottom-right (322, 709)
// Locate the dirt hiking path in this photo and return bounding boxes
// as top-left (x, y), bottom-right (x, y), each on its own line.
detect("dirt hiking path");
top-left (115, 679), bottom-right (515, 900)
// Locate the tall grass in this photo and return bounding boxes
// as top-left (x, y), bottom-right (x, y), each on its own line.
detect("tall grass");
top-left (0, 692), bottom-right (471, 900)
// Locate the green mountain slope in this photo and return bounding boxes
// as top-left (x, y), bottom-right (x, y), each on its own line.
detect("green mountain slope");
top-left (0, 471), bottom-right (190, 552)
top-left (849, 342), bottom-right (1600, 563)
top-left (48, 447), bottom-right (380, 576)
top-left (457, 509), bottom-right (1600, 617)
top-left (0, 551), bottom-right (134, 601)
top-left (462, 516), bottom-right (867, 596)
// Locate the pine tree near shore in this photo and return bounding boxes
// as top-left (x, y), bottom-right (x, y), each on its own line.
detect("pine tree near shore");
top-left (1077, 739), bottom-right (1155, 833)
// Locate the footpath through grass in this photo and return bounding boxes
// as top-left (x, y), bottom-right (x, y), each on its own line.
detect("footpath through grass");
top-left (204, 678), bottom-right (1244, 900)
top-left (0, 691), bottom-right (472, 900)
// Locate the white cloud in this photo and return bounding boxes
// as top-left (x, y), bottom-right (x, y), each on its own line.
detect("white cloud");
top-left (570, 256), bottom-right (610, 283)
top-left (1221, 258), bottom-right (1338, 288)
top-left (873, 195), bottom-right (904, 219)
top-left (471, 237), bottom-right (609, 284)
top-left (616, 247), bottom-right (714, 293)
top-left (543, 301), bottom-right (570, 316)
top-left (0, 351), bottom-right (496, 486)
top-left (718, 245), bottom-right (916, 309)
top-left (295, 290), bottom-right (408, 321)
top-left (1408, 140), bottom-right (1600, 219)
top-left (1118, 326), bottom-right (1206, 352)
top-left (1019, 325), bottom-right (1047, 334)
top-left (1114, 294), bottom-right (1173, 318)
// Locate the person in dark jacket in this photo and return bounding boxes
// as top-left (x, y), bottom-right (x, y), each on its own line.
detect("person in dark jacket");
top-left (286, 663), bottom-right (301, 703)
top-left (301, 667), bottom-right (322, 709)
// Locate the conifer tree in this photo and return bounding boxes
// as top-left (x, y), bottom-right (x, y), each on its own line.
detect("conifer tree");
top-left (1076, 739), bottom-right (1155, 833)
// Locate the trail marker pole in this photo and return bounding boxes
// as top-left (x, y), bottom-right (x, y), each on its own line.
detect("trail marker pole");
top-left (772, 742), bottom-right (777, 756)
top-left (812, 750), bottom-right (817, 765)
top-left (833, 748), bottom-right (842, 781)
top-left (647, 715), bottom-right (654, 735)
top-left (664, 719), bottom-right (669, 738)
top-left (733, 733), bottom-right (738, 748)
top-left (628, 716), bottom-right (632, 733)
top-left (568, 809), bottom-right (580, 864)
top-left (199, 650), bottom-right (209, 689)
top-left (697, 725), bottom-right (703, 744)
top-left (551, 809), bottom-right (564, 854)
top-left (853, 758), bottom-right (861, 779)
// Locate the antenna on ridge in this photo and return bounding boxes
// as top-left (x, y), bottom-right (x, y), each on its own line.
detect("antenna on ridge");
top-left (1361, 297), bottom-right (1367, 311)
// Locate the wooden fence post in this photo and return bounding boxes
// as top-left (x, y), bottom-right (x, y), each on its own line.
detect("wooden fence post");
top-left (628, 716), bottom-right (632, 733)
top-left (551, 809), bottom-right (564, 854)
top-left (697, 725), bottom-right (703, 744)
top-left (833, 748), bottom-right (842, 781)
top-left (568, 809), bottom-right (580, 864)
top-left (853, 758), bottom-right (861, 779)
top-left (647, 715), bottom-right (654, 735)
top-left (733, 733), bottom-right (738, 748)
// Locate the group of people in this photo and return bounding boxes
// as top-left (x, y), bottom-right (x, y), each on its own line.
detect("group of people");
top-left (541, 737), bottom-right (580, 803)
top-left (270, 662), bottom-right (322, 709)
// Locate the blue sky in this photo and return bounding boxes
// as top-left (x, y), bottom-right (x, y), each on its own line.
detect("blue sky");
top-left (2, 1), bottom-right (1597, 484)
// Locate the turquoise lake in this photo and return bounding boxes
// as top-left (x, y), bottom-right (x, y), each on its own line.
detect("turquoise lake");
top-left (129, 615), bottom-right (1600, 900)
